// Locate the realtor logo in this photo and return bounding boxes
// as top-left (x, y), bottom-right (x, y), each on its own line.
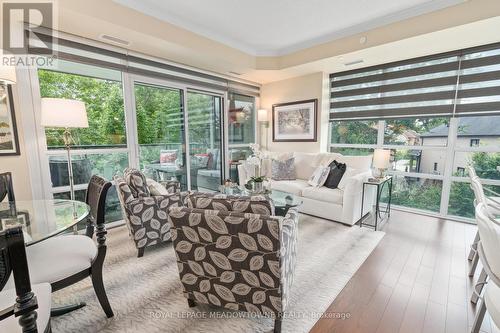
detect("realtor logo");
top-left (1, 1), bottom-right (54, 56)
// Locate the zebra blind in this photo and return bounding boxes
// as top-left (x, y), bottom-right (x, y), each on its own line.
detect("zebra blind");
top-left (330, 42), bottom-right (500, 120)
top-left (30, 29), bottom-right (260, 96)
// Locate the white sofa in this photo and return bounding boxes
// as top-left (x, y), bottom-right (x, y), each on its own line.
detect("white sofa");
top-left (238, 152), bottom-right (376, 225)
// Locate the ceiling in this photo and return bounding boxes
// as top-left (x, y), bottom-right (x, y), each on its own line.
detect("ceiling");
top-left (113, 0), bottom-right (465, 56)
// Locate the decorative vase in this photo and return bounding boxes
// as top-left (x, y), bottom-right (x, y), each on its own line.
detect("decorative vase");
top-left (252, 181), bottom-right (263, 193)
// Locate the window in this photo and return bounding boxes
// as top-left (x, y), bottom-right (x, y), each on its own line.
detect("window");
top-left (329, 43), bottom-right (500, 221)
top-left (228, 92), bottom-right (255, 145)
top-left (470, 139), bottom-right (480, 147)
top-left (228, 92), bottom-right (257, 184)
top-left (38, 61), bottom-right (128, 223)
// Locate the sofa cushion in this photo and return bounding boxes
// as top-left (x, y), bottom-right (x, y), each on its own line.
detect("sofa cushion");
top-left (270, 179), bottom-right (310, 196)
top-left (319, 153), bottom-right (342, 166)
top-left (293, 152), bottom-right (323, 180)
top-left (337, 155), bottom-right (373, 171)
top-left (302, 186), bottom-right (344, 205)
top-left (338, 167), bottom-right (364, 190)
top-left (272, 157), bottom-right (296, 180)
top-left (147, 178), bottom-right (169, 195)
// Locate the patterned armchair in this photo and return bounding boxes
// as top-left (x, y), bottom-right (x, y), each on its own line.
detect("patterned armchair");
top-left (114, 169), bottom-right (183, 257)
top-left (184, 191), bottom-right (275, 215)
top-left (168, 200), bottom-right (299, 333)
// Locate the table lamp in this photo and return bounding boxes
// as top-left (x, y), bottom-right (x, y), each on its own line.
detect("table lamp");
top-left (257, 109), bottom-right (268, 149)
top-left (0, 65), bottom-right (17, 84)
top-left (373, 149), bottom-right (391, 178)
top-left (41, 98), bottom-right (88, 201)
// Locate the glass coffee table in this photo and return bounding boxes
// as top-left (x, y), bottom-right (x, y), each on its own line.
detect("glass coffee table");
top-left (219, 186), bottom-right (302, 216)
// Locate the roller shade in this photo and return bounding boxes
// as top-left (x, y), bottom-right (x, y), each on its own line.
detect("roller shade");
top-left (29, 29), bottom-right (260, 96)
top-left (330, 42), bottom-right (500, 120)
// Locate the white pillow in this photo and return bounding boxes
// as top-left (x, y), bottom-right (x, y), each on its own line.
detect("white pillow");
top-left (147, 179), bottom-right (169, 195)
top-left (308, 166), bottom-right (331, 187)
top-left (337, 168), bottom-right (362, 190)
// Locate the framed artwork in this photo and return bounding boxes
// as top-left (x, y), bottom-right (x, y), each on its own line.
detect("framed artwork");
top-left (0, 85), bottom-right (20, 156)
top-left (272, 99), bottom-right (317, 142)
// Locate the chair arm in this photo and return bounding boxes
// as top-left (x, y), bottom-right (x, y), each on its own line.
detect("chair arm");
top-left (279, 206), bottom-right (299, 311)
top-left (341, 171), bottom-right (373, 224)
top-left (342, 171), bottom-right (371, 199)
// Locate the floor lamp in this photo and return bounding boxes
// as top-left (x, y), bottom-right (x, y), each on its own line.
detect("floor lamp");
top-left (258, 109), bottom-right (269, 150)
top-left (41, 98), bottom-right (89, 202)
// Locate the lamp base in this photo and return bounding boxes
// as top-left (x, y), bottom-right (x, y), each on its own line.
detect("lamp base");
top-left (374, 168), bottom-right (387, 179)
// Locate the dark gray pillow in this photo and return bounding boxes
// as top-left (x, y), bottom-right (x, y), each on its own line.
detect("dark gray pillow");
top-left (271, 158), bottom-right (296, 180)
top-left (324, 160), bottom-right (346, 189)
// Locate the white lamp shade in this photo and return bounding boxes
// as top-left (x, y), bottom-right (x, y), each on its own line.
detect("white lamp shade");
top-left (373, 149), bottom-right (391, 169)
top-left (41, 98), bottom-right (89, 128)
top-left (257, 109), bottom-right (268, 122)
top-left (0, 65), bottom-right (16, 84)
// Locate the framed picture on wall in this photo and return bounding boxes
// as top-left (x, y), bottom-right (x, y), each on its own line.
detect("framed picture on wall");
top-left (272, 99), bottom-right (317, 142)
top-left (0, 85), bottom-right (20, 156)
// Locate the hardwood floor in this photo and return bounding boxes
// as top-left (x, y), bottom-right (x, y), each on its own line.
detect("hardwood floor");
top-left (309, 209), bottom-right (499, 333)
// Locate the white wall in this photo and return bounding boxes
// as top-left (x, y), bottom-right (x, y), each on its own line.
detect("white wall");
top-left (259, 72), bottom-right (330, 153)
top-left (0, 84), bottom-right (33, 200)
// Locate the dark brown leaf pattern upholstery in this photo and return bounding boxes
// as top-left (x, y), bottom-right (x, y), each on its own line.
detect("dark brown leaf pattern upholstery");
top-left (168, 204), bottom-right (299, 317)
top-left (114, 175), bottom-right (182, 250)
top-left (184, 191), bottom-right (275, 216)
top-left (160, 180), bottom-right (181, 194)
top-left (124, 168), bottom-right (150, 198)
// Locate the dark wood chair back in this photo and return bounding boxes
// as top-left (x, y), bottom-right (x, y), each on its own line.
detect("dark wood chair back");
top-left (0, 226), bottom-right (39, 331)
top-left (0, 172), bottom-right (15, 203)
top-left (85, 175), bottom-right (112, 247)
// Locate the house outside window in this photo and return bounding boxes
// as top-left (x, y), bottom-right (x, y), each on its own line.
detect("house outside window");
top-left (470, 139), bottom-right (480, 147)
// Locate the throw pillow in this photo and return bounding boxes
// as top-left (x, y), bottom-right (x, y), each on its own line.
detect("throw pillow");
top-left (271, 157), bottom-right (296, 180)
top-left (324, 160), bottom-right (346, 189)
top-left (160, 149), bottom-right (177, 166)
top-left (337, 168), bottom-right (362, 190)
top-left (308, 166), bottom-right (331, 187)
top-left (125, 168), bottom-right (150, 198)
top-left (147, 179), bottom-right (169, 196)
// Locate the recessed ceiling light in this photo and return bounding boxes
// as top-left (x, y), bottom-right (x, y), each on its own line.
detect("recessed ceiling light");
top-left (344, 59), bottom-right (364, 66)
top-left (360, 36), bottom-right (367, 44)
top-left (99, 34), bottom-right (130, 46)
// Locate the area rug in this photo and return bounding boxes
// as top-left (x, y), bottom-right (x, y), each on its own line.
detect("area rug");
top-left (51, 214), bottom-right (384, 333)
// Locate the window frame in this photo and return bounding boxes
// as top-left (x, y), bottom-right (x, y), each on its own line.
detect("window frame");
top-left (328, 117), bottom-right (500, 223)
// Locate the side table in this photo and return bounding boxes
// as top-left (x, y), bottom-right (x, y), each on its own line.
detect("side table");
top-left (360, 176), bottom-right (393, 231)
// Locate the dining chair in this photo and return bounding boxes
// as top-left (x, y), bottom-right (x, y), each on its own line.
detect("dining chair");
top-left (468, 175), bottom-right (500, 304)
top-left (0, 172), bottom-right (15, 202)
top-left (4, 175), bottom-right (114, 318)
top-left (471, 203), bottom-right (500, 333)
top-left (0, 225), bottom-right (52, 332)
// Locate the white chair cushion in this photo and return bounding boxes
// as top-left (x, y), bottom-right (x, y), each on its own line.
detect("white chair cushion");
top-left (270, 179), bottom-right (310, 196)
top-left (0, 283), bottom-right (51, 333)
top-left (485, 282), bottom-right (500, 329)
top-left (147, 178), bottom-right (169, 195)
top-left (302, 186), bottom-right (344, 205)
top-left (5, 235), bottom-right (97, 289)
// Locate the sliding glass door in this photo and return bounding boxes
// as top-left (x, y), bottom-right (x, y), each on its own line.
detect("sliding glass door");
top-left (187, 91), bottom-right (223, 191)
top-left (133, 82), bottom-right (188, 190)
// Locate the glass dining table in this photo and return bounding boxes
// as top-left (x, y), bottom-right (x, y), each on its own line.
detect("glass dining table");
top-left (0, 199), bottom-right (91, 316)
top-left (0, 199), bottom-right (90, 246)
